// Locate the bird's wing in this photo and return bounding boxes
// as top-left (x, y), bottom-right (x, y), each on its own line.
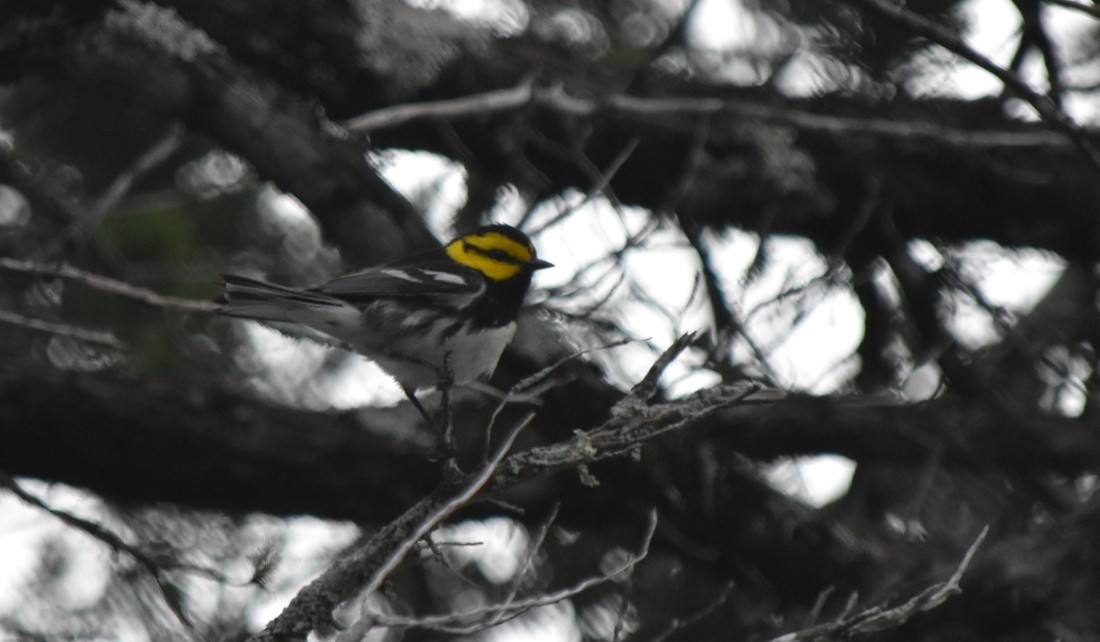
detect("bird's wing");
top-left (313, 262), bottom-right (485, 301)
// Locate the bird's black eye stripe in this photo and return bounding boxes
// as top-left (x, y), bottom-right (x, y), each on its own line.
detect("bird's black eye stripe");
top-left (464, 241), bottom-right (522, 264)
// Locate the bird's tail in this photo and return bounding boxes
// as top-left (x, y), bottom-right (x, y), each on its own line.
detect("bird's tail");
top-left (218, 275), bottom-right (344, 322)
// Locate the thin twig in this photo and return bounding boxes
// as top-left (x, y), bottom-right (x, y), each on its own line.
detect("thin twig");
top-left (645, 580), bottom-right (735, 642)
top-left (594, 384), bottom-right (767, 464)
top-left (610, 563), bottom-right (637, 642)
top-left (252, 412), bottom-right (533, 641)
top-left (541, 218), bottom-right (659, 310)
top-left (765, 525), bottom-right (989, 641)
top-left (439, 350), bottom-right (460, 477)
top-left (367, 414), bottom-right (532, 598)
top-left (527, 137), bottom-right (641, 236)
top-left (628, 332), bottom-right (697, 404)
top-left (455, 502), bottom-right (559, 633)
top-left (661, 117), bottom-right (744, 369)
top-left (481, 337), bottom-right (634, 461)
top-left (0, 257), bottom-right (218, 313)
top-left (89, 123), bottom-right (185, 223)
top-left (804, 585), bottom-right (836, 629)
top-left (326, 415), bottom-right (539, 641)
top-left (342, 77), bottom-right (536, 133)
top-left (419, 535), bottom-right (486, 592)
top-left (508, 502), bottom-right (561, 599)
top-left (366, 509), bottom-right (660, 634)
top-left (0, 473), bottom-right (203, 639)
top-left (0, 309), bottom-right (124, 349)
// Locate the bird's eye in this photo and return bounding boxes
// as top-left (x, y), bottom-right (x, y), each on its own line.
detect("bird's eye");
top-left (488, 249), bottom-right (511, 261)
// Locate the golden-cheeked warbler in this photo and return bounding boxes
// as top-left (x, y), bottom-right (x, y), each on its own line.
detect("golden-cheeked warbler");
top-left (219, 224), bottom-right (552, 423)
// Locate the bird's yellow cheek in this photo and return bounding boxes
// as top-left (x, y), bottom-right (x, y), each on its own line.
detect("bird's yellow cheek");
top-left (446, 243), bottom-right (523, 281)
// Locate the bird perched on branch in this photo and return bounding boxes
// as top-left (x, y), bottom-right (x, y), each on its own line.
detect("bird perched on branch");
top-left (219, 224), bottom-right (552, 427)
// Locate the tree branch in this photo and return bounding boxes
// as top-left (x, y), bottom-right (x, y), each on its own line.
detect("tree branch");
top-left (251, 414), bottom-right (533, 641)
top-left (0, 309), bottom-right (124, 349)
top-left (355, 510), bottom-right (659, 636)
top-left (766, 526), bottom-right (988, 641)
top-left (843, 0), bottom-right (1100, 171)
top-left (344, 80), bottom-right (1090, 152)
top-left (0, 257), bottom-right (218, 313)
top-left (0, 473), bottom-right (207, 636)
top-left (65, 2), bottom-right (434, 265)
top-left (1044, 0), bottom-right (1100, 19)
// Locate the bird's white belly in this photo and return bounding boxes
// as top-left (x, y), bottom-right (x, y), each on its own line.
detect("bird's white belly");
top-left (444, 322), bottom-right (517, 384)
top-left (367, 321), bottom-right (517, 391)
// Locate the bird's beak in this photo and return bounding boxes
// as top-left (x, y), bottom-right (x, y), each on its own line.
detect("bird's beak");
top-left (528, 258), bottom-right (554, 270)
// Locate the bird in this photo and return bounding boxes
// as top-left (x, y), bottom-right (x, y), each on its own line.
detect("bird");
top-left (218, 224), bottom-right (552, 429)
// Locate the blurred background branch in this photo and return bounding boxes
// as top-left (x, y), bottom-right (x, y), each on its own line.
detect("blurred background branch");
top-left (2, 0), bottom-right (1100, 639)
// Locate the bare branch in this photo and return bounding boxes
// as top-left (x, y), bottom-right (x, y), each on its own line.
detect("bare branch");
top-left (89, 123), bottom-right (185, 223)
top-left (363, 509), bottom-right (660, 635)
top-left (491, 366), bottom-right (770, 498)
top-left (342, 77), bottom-right (536, 133)
top-left (765, 526), bottom-right (989, 641)
top-left (482, 338), bottom-right (633, 460)
top-left (1044, 0), bottom-right (1100, 19)
top-left (0, 473), bottom-right (205, 638)
top-left (665, 120), bottom-right (743, 357)
top-left (250, 335), bottom-right (770, 642)
top-left (646, 581), bottom-right (736, 642)
top-left (627, 332), bottom-right (697, 404)
top-left (0, 258), bottom-right (218, 313)
top-left (368, 414), bottom-right (533, 599)
top-left (250, 413), bottom-right (533, 642)
top-left (499, 502), bottom-right (561, 605)
top-left (844, 0), bottom-right (1100, 171)
top-left (526, 137), bottom-right (641, 236)
top-left (341, 82), bottom-right (1093, 152)
top-left (0, 309), bottom-right (124, 349)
